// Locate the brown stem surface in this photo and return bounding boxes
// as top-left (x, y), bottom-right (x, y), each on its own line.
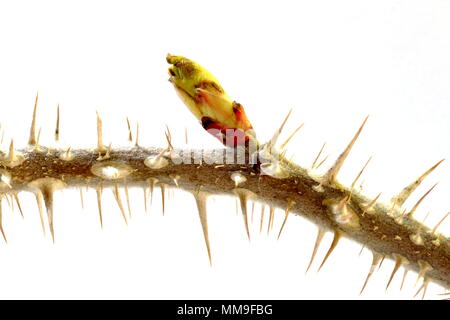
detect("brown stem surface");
top-left (4, 146), bottom-right (450, 289)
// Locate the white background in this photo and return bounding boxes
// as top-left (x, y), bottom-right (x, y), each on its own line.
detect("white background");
top-left (0, 1), bottom-right (449, 299)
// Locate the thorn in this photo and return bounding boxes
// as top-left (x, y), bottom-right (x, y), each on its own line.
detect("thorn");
top-left (259, 205), bottom-right (265, 233)
top-left (35, 127), bottom-right (42, 147)
top-left (8, 194), bottom-right (14, 211)
top-left (126, 117), bottom-right (133, 142)
top-left (267, 207), bottom-right (275, 234)
top-left (385, 255), bottom-right (403, 291)
top-left (40, 188), bottom-right (56, 243)
top-left (13, 193), bottom-right (24, 218)
top-left (143, 187), bottom-right (148, 212)
top-left (96, 184), bottom-right (103, 228)
top-left (3, 195), bottom-right (11, 210)
top-left (360, 251), bottom-right (383, 295)
top-left (277, 199), bottom-right (295, 240)
top-left (160, 184), bottom-right (166, 215)
top-left (311, 142), bottom-right (326, 169)
top-left (79, 187), bottom-right (84, 209)
top-left (28, 92), bottom-right (38, 145)
top-left (0, 199), bottom-right (7, 243)
top-left (280, 123), bottom-right (304, 150)
top-left (170, 174), bottom-right (180, 188)
top-left (315, 155), bottom-right (329, 170)
top-left (318, 231), bottom-right (341, 271)
top-left (96, 111), bottom-right (106, 153)
top-left (165, 125), bottom-right (173, 150)
top-left (55, 104), bottom-right (60, 141)
top-left (250, 202), bottom-right (255, 223)
top-left (414, 277), bottom-right (430, 300)
top-left (8, 139), bottom-right (16, 163)
top-left (407, 183), bottom-right (438, 218)
top-left (306, 227), bottom-right (325, 273)
top-left (400, 269), bottom-right (408, 291)
top-left (268, 109), bottom-right (292, 151)
top-left (359, 244), bottom-right (365, 256)
top-left (323, 116), bottom-right (369, 185)
top-left (135, 122), bottom-right (140, 147)
top-left (124, 180), bottom-right (132, 218)
top-left (337, 195), bottom-right (350, 212)
top-left (350, 156), bottom-right (372, 190)
top-left (113, 183), bottom-right (128, 225)
top-left (416, 260), bottom-right (432, 286)
top-left (193, 189), bottom-right (212, 266)
top-left (432, 212), bottom-right (450, 234)
top-left (378, 255), bottom-right (386, 270)
top-left (392, 159), bottom-right (444, 206)
top-left (362, 193), bottom-right (382, 215)
top-left (34, 193), bottom-right (46, 235)
top-left (146, 178), bottom-right (158, 206)
top-left (234, 188), bottom-right (254, 241)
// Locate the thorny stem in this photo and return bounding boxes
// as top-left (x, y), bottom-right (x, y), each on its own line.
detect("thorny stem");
top-left (3, 146), bottom-right (449, 289)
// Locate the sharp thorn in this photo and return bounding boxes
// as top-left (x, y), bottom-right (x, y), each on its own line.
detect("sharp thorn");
top-left (432, 211), bottom-right (450, 234)
top-left (193, 189), bottom-right (212, 266)
top-left (385, 254), bottom-right (407, 291)
top-left (315, 155), bottom-right (329, 170)
top-left (360, 251), bottom-right (383, 295)
top-left (306, 227), bottom-right (325, 273)
top-left (234, 189), bottom-right (253, 241)
top-left (124, 181), bottom-right (132, 218)
top-left (55, 104), bottom-right (60, 141)
top-left (311, 142), bottom-right (326, 169)
top-left (400, 268), bottom-right (409, 291)
top-left (362, 192), bottom-right (382, 215)
top-left (378, 255), bottom-right (386, 270)
top-left (147, 178), bottom-right (158, 206)
top-left (160, 184), bottom-right (166, 215)
top-left (323, 116), bottom-right (369, 185)
top-left (259, 205), bottom-right (265, 233)
top-left (14, 193), bottom-right (24, 218)
top-left (267, 207), bottom-right (275, 234)
top-left (113, 183), bottom-right (128, 225)
top-left (277, 199), bottom-right (295, 240)
top-left (318, 231), bottom-right (341, 271)
top-left (96, 184), bottom-right (103, 228)
top-left (126, 117), bottom-right (133, 142)
top-left (96, 111), bottom-right (106, 152)
top-left (280, 123), bottom-right (304, 150)
top-left (350, 156), bottom-right (372, 190)
top-left (28, 92), bottom-right (38, 145)
top-left (79, 187), bottom-right (84, 209)
top-left (392, 159), bottom-right (444, 206)
top-left (40, 188), bottom-right (55, 243)
top-left (407, 183), bottom-right (438, 218)
top-left (143, 187), bottom-right (148, 212)
top-left (359, 244), bottom-right (365, 256)
top-left (34, 192), bottom-right (46, 235)
top-left (135, 121), bottom-right (140, 147)
top-left (413, 277), bottom-right (429, 300)
top-left (250, 202), bottom-right (255, 223)
top-left (165, 125), bottom-right (173, 150)
top-left (269, 108), bottom-right (292, 150)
